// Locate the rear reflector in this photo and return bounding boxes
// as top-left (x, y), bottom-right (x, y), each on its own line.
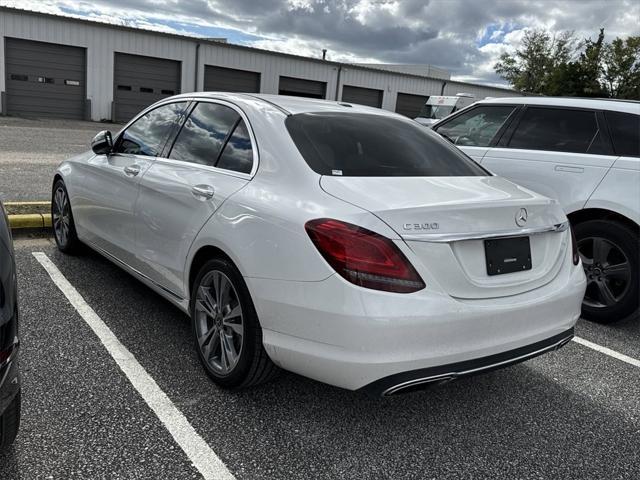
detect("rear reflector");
top-left (305, 218), bottom-right (425, 293)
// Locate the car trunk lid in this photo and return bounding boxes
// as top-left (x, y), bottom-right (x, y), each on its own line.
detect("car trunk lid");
top-left (320, 176), bottom-right (569, 299)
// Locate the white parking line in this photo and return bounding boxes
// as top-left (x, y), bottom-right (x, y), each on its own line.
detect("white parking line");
top-left (573, 336), bottom-right (640, 368)
top-left (33, 252), bottom-right (236, 480)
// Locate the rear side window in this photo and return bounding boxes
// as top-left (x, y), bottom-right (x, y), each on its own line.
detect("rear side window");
top-left (508, 107), bottom-right (606, 154)
top-left (170, 103), bottom-right (239, 166)
top-left (285, 112), bottom-right (487, 177)
top-left (435, 105), bottom-right (515, 147)
top-left (605, 111), bottom-right (640, 157)
top-left (217, 121), bottom-right (254, 174)
top-left (114, 102), bottom-right (187, 156)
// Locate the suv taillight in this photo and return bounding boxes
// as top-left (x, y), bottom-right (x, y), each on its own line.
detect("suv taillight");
top-left (570, 226), bottom-right (580, 265)
top-left (305, 218), bottom-right (425, 293)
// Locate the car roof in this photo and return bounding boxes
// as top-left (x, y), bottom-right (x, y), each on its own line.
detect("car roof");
top-left (170, 92), bottom-right (398, 117)
top-left (477, 96), bottom-right (640, 115)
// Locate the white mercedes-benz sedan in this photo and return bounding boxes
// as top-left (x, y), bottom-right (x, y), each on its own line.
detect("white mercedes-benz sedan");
top-left (52, 93), bottom-right (586, 396)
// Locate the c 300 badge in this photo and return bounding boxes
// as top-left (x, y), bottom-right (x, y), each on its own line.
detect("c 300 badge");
top-left (402, 222), bottom-right (439, 231)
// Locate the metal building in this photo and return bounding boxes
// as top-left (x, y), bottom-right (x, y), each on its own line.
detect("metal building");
top-left (0, 6), bottom-right (520, 123)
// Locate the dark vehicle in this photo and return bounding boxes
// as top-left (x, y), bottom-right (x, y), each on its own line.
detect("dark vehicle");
top-left (0, 200), bottom-right (20, 449)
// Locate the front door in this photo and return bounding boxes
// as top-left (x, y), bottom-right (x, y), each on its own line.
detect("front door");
top-left (78, 101), bottom-right (188, 266)
top-left (432, 104), bottom-right (518, 164)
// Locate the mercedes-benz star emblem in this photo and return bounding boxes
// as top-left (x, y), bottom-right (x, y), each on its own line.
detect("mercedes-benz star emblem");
top-left (515, 208), bottom-right (528, 227)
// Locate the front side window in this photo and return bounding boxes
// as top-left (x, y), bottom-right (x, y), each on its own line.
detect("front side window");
top-left (114, 102), bottom-right (187, 156)
top-left (605, 111), bottom-right (640, 157)
top-left (435, 106), bottom-right (515, 147)
top-left (286, 112), bottom-right (488, 177)
top-left (508, 107), bottom-right (605, 154)
top-left (169, 103), bottom-right (239, 166)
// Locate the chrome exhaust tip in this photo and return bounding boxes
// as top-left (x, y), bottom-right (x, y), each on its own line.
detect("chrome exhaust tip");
top-left (383, 374), bottom-right (457, 396)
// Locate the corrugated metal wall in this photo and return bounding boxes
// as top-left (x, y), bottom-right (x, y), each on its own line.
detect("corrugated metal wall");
top-left (0, 9), bottom-right (195, 121)
top-left (0, 8), bottom-right (521, 122)
top-left (199, 45), bottom-right (338, 98)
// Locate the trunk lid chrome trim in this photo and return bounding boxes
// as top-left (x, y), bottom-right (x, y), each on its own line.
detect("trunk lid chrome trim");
top-left (402, 221), bottom-right (569, 243)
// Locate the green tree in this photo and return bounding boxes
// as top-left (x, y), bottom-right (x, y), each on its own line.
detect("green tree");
top-left (494, 29), bottom-right (580, 94)
top-left (494, 27), bottom-right (639, 99)
top-left (545, 29), bottom-right (606, 97)
top-left (601, 36), bottom-right (640, 99)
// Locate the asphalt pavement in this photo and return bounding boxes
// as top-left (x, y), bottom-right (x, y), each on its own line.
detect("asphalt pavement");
top-left (1, 235), bottom-right (638, 479)
top-left (0, 117), bottom-right (121, 201)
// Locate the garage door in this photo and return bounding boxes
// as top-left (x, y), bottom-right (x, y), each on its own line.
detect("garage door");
top-left (278, 76), bottom-right (326, 99)
top-left (204, 65), bottom-right (260, 93)
top-left (395, 93), bottom-right (429, 118)
top-left (4, 38), bottom-right (86, 119)
top-left (341, 85), bottom-right (383, 108)
top-left (113, 53), bottom-right (181, 123)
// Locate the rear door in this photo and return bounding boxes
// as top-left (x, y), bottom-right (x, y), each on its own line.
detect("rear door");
top-left (76, 101), bottom-right (188, 266)
top-left (433, 104), bottom-right (518, 163)
top-left (481, 106), bottom-right (618, 212)
top-left (134, 100), bottom-right (256, 298)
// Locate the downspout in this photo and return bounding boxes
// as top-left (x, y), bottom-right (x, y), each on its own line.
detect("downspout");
top-left (335, 65), bottom-right (342, 101)
top-left (440, 80), bottom-right (447, 95)
top-left (194, 43), bottom-right (201, 92)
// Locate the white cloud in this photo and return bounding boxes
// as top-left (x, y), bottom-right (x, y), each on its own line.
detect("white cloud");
top-left (1, 0), bottom-right (638, 87)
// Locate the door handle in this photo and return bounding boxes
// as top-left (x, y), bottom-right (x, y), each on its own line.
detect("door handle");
top-left (191, 184), bottom-right (215, 199)
top-left (555, 165), bottom-right (584, 173)
top-left (124, 164), bottom-right (141, 177)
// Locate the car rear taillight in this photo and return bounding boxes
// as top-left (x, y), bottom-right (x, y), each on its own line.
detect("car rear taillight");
top-left (305, 218), bottom-right (425, 293)
top-left (570, 226), bottom-right (580, 265)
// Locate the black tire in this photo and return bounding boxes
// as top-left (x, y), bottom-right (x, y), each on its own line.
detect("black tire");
top-left (0, 390), bottom-right (21, 450)
top-left (190, 257), bottom-right (279, 389)
top-left (52, 179), bottom-right (81, 254)
top-left (574, 219), bottom-right (639, 324)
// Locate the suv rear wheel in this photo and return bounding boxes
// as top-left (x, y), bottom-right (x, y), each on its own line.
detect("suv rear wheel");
top-left (574, 219), bottom-right (639, 324)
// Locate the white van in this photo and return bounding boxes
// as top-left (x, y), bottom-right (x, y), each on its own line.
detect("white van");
top-left (433, 97), bottom-right (640, 324)
top-left (414, 94), bottom-right (475, 126)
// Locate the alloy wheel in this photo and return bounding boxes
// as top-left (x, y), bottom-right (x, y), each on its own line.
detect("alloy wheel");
top-left (578, 236), bottom-right (631, 309)
top-left (194, 270), bottom-right (244, 375)
top-left (52, 186), bottom-right (71, 247)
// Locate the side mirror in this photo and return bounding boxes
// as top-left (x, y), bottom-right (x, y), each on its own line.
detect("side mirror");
top-left (91, 130), bottom-right (113, 155)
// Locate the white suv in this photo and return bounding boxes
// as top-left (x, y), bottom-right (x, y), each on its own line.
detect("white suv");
top-left (433, 97), bottom-right (639, 324)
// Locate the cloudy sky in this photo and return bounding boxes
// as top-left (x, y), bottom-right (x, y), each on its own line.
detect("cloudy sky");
top-left (2, 0), bottom-right (639, 86)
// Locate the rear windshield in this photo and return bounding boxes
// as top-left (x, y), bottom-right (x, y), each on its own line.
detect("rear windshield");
top-left (285, 112), bottom-right (488, 177)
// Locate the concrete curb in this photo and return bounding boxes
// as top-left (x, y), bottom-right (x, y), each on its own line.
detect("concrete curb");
top-left (4, 202), bottom-right (52, 231)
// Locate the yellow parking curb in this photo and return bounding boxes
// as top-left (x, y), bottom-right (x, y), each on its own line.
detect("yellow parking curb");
top-left (8, 213), bottom-right (52, 230)
top-left (4, 201), bottom-right (51, 206)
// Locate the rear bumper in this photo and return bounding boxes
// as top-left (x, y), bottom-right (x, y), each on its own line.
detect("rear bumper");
top-left (360, 328), bottom-right (574, 396)
top-left (248, 258), bottom-right (585, 392)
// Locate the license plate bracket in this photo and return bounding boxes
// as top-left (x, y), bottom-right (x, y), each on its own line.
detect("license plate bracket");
top-left (485, 236), bottom-right (532, 276)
